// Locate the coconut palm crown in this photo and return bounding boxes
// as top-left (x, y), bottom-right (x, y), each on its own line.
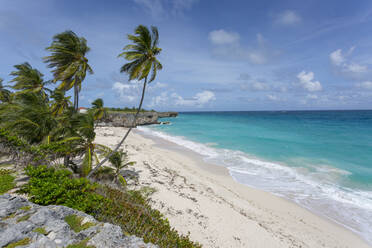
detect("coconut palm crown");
top-left (118, 25), bottom-right (162, 83)
top-left (0, 78), bottom-right (11, 103)
top-left (9, 63), bottom-right (52, 99)
top-left (44, 30), bottom-right (93, 111)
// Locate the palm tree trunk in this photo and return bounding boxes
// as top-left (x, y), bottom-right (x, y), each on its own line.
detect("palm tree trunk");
top-left (88, 78), bottom-right (147, 178)
top-left (74, 84), bottom-right (79, 112)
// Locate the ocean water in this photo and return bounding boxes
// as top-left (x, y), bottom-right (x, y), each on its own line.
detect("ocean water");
top-left (138, 111), bottom-right (372, 244)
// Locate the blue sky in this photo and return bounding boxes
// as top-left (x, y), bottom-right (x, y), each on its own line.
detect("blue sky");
top-left (1, 0), bottom-right (372, 111)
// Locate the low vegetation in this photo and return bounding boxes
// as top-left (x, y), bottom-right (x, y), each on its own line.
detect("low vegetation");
top-left (64, 214), bottom-right (96, 233)
top-left (4, 238), bottom-right (31, 248)
top-left (66, 238), bottom-right (95, 248)
top-left (0, 169), bottom-right (15, 194)
top-left (33, 227), bottom-right (48, 235)
top-left (22, 166), bottom-right (201, 247)
top-left (16, 213), bottom-right (31, 223)
top-left (21, 165), bottom-right (104, 214)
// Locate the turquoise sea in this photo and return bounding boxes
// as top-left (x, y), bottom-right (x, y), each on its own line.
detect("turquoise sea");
top-left (138, 111), bottom-right (372, 244)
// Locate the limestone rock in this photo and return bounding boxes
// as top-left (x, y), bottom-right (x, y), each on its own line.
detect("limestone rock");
top-left (0, 194), bottom-right (157, 248)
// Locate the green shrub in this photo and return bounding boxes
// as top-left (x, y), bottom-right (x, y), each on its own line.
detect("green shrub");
top-left (96, 187), bottom-right (201, 248)
top-left (0, 169), bottom-right (15, 194)
top-left (21, 165), bottom-right (104, 214)
top-left (23, 166), bottom-right (201, 248)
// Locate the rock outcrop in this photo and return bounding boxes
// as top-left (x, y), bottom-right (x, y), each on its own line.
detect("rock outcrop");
top-left (99, 112), bottom-right (178, 127)
top-left (0, 194), bottom-right (157, 248)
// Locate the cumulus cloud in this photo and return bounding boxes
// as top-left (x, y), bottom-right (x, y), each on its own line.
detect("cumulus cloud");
top-left (297, 71), bottom-right (322, 92)
top-left (148, 82), bottom-right (168, 92)
top-left (112, 80), bottom-right (142, 102)
top-left (172, 90), bottom-right (216, 107)
top-left (148, 92), bottom-right (169, 107)
top-left (275, 10), bottom-right (301, 26)
top-left (208, 29), bottom-right (240, 45)
top-left (329, 47), bottom-right (369, 77)
top-left (329, 49), bottom-right (345, 66)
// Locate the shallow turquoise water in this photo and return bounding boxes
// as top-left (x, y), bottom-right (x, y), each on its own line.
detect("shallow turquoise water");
top-left (155, 111), bottom-right (372, 188)
top-left (139, 111), bottom-right (372, 243)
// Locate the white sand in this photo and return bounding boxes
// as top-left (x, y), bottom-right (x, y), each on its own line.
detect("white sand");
top-left (95, 126), bottom-right (371, 248)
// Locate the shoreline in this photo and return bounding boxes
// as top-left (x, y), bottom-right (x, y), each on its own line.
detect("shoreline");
top-left (95, 126), bottom-right (371, 248)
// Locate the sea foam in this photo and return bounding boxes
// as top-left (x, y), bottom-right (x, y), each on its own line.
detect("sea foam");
top-left (137, 126), bottom-right (372, 244)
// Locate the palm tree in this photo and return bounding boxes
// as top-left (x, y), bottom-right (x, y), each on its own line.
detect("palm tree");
top-left (50, 90), bottom-right (72, 116)
top-left (109, 150), bottom-right (135, 186)
top-left (88, 25), bottom-right (162, 177)
top-left (9, 63), bottom-right (52, 99)
top-left (44, 30), bottom-right (93, 112)
top-left (0, 78), bottom-right (11, 103)
top-left (91, 98), bottom-right (106, 121)
top-left (0, 93), bottom-right (57, 144)
top-left (73, 112), bottom-right (110, 176)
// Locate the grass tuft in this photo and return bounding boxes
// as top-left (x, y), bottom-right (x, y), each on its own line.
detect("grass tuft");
top-left (64, 214), bottom-right (96, 233)
top-left (0, 169), bottom-right (15, 195)
top-left (16, 214), bottom-right (31, 223)
top-left (19, 206), bottom-right (31, 211)
top-left (2, 213), bottom-right (16, 220)
top-left (33, 227), bottom-right (48, 235)
top-left (5, 238), bottom-right (31, 248)
top-left (66, 238), bottom-right (95, 248)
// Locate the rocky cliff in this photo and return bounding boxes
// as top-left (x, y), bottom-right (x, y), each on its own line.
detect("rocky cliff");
top-left (0, 194), bottom-right (157, 248)
top-left (99, 112), bottom-right (178, 127)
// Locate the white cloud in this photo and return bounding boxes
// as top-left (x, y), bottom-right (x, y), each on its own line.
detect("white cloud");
top-left (208, 29), bottom-right (240, 45)
top-left (252, 82), bottom-right (270, 91)
top-left (112, 80), bottom-right (142, 102)
top-left (356, 81), bottom-right (372, 90)
top-left (347, 63), bottom-right (368, 73)
top-left (275, 10), bottom-right (301, 26)
top-left (134, 0), bottom-right (164, 18)
top-left (133, 0), bottom-right (198, 19)
top-left (330, 49), bottom-right (344, 66)
top-left (148, 82), bottom-right (168, 91)
top-left (297, 71), bottom-right (322, 92)
top-left (172, 90), bottom-right (216, 107)
top-left (329, 47), bottom-right (368, 76)
top-left (172, 0), bottom-right (199, 15)
top-left (267, 94), bottom-right (279, 101)
top-left (209, 32), bottom-right (279, 64)
top-left (148, 92), bottom-right (169, 107)
top-left (241, 81), bottom-right (270, 91)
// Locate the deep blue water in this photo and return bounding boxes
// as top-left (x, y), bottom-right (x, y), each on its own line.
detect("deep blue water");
top-left (139, 111), bottom-right (372, 243)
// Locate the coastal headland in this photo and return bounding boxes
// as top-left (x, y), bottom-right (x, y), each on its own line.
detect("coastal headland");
top-left (98, 111), bottom-right (178, 127)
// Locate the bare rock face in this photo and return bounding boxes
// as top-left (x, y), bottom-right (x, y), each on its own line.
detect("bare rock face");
top-left (0, 194), bottom-right (157, 248)
top-left (99, 112), bottom-right (178, 127)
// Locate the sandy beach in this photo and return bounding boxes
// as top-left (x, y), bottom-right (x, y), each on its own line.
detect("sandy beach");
top-left (95, 126), bottom-right (370, 248)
